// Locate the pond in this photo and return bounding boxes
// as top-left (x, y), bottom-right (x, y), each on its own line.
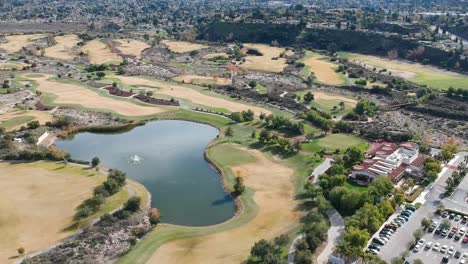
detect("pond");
top-left (55, 120), bottom-right (236, 226)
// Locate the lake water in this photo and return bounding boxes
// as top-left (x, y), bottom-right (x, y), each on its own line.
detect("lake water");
top-left (55, 120), bottom-right (236, 226)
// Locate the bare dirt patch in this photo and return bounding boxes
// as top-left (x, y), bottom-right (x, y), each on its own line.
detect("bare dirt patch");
top-left (114, 39), bottom-right (150, 59)
top-left (0, 110), bottom-right (54, 131)
top-left (44, 34), bottom-right (80, 60)
top-left (240, 44), bottom-right (289, 73)
top-left (0, 162), bottom-right (99, 263)
top-left (148, 147), bottom-right (297, 264)
top-left (114, 75), bottom-right (270, 115)
top-left (80, 39), bottom-right (122, 65)
top-left (173, 74), bottom-right (232, 85)
top-left (27, 75), bottom-right (172, 116)
top-left (161, 40), bottom-right (208, 54)
top-left (0, 34), bottom-right (46, 53)
top-left (302, 53), bottom-right (344, 85)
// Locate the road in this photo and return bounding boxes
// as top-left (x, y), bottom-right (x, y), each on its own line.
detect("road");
top-left (316, 209), bottom-right (345, 264)
top-left (288, 157), bottom-right (344, 264)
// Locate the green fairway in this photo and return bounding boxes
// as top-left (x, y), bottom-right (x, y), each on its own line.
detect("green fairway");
top-left (255, 83), bottom-right (267, 94)
top-left (0, 115), bottom-right (35, 129)
top-left (301, 133), bottom-right (368, 153)
top-left (339, 52), bottom-right (468, 90)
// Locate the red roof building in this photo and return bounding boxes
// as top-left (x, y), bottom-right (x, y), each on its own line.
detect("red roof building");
top-left (351, 142), bottom-right (423, 185)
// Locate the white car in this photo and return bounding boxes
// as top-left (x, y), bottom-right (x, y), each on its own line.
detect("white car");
top-left (462, 252), bottom-right (468, 260)
top-left (425, 241), bottom-right (433, 249)
top-left (417, 239), bottom-right (426, 246)
top-left (433, 243), bottom-right (440, 251)
top-left (448, 246), bottom-right (455, 256)
top-left (441, 245), bottom-right (448, 253)
top-left (414, 244), bottom-right (422, 252)
top-left (379, 236), bottom-right (390, 242)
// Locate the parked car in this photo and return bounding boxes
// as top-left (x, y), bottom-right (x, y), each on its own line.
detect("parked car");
top-left (456, 232), bottom-right (463, 241)
top-left (448, 247), bottom-right (455, 257)
top-left (456, 215), bottom-right (463, 221)
top-left (450, 213), bottom-right (456, 219)
top-left (441, 244), bottom-right (448, 253)
top-left (442, 255), bottom-right (450, 263)
top-left (425, 241), bottom-right (433, 249)
top-left (428, 225), bottom-right (435, 232)
top-left (373, 237), bottom-right (385, 246)
top-left (385, 224), bottom-right (398, 230)
top-left (463, 235), bottom-right (468, 244)
top-left (461, 252), bottom-right (468, 260)
top-left (435, 228), bottom-right (442, 235)
top-left (379, 236), bottom-right (390, 243)
top-left (462, 216), bottom-right (468, 224)
top-left (369, 244), bottom-right (381, 251)
top-left (366, 248), bottom-right (379, 255)
top-left (406, 205), bottom-right (416, 212)
top-left (442, 211), bottom-right (449, 218)
top-left (456, 251), bottom-right (462, 259)
top-left (433, 243), bottom-right (440, 251)
top-left (413, 244), bottom-right (422, 252)
top-left (449, 231), bottom-right (456, 238)
top-left (441, 228), bottom-right (450, 236)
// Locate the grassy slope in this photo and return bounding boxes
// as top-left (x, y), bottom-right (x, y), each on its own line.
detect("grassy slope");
top-left (339, 51), bottom-right (468, 90)
top-left (0, 115), bottom-right (35, 129)
top-left (295, 90), bottom-right (356, 118)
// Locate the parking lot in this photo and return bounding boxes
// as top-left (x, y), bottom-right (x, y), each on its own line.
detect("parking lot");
top-left (371, 152), bottom-right (468, 263)
top-left (408, 213), bottom-right (468, 263)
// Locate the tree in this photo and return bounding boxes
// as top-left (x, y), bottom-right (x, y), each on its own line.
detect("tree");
top-left (234, 176), bottom-right (245, 194)
top-left (224, 127), bottom-right (234, 139)
top-left (343, 147), bottom-right (364, 168)
top-left (339, 101), bottom-right (345, 110)
top-left (306, 75), bottom-right (314, 89)
top-left (17, 247), bottom-right (25, 255)
top-left (303, 92), bottom-right (314, 103)
top-left (124, 196), bottom-right (141, 213)
top-left (337, 226), bottom-right (370, 257)
top-left (96, 71), bottom-right (106, 79)
top-left (27, 120), bottom-right (40, 129)
top-left (91, 157), bottom-right (100, 167)
top-left (421, 218), bottom-right (432, 230)
top-left (148, 208), bottom-right (160, 225)
top-left (413, 229), bottom-right (423, 241)
top-left (251, 130), bottom-right (256, 139)
top-left (413, 259), bottom-right (424, 264)
top-left (294, 250), bottom-right (312, 264)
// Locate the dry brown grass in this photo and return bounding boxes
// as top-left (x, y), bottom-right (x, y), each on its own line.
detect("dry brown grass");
top-left (114, 39), bottom-right (150, 59)
top-left (0, 63), bottom-right (30, 70)
top-left (44, 34), bottom-right (80, 60)
top-left (173, 74), bottom-right (232, 85)
top-left (161, 40), bottom-right (208, 54)
top-left (202, 52), bottom-right (229, 59)
top-left (148, 146), bottom-right (297, 264)
top-left (27, 74), bottom-right (172, 116)
top-left (0, 110), bottom-right (54, 131)
top-left (80, 39), bottom-right (122, 65)
top-left (240, 44), bottom-right (288, 73)
top-left (302, 52), bottom-right (344, 85)
top-left (0, 162), bottom-right (101, 263)
top-left (114, 75), bottom-right (270, 115)
top-left (0, 34), bottom-right (46, 53)
top-left (313, 91), bottom-right (357, 104)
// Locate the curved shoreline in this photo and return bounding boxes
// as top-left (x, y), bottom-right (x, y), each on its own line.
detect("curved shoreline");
top-left (52, 118), bottom-right (244, 228)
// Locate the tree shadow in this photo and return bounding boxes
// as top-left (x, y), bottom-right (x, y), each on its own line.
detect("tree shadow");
top-left (211, 194), bottom-right (235, 206)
